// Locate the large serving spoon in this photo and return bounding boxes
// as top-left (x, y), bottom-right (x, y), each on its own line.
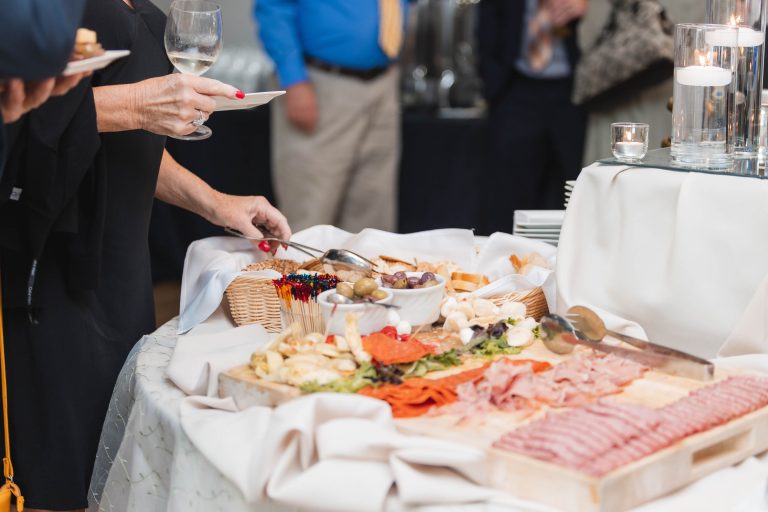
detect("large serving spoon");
top-left (326, 293), bottom-right (401, 310)
top-left (539, 314), bottom-right (713, 381)
top-left (225, 227), bottom-right (379, 276)
top-left (565, 305), bottom-right (712, 364)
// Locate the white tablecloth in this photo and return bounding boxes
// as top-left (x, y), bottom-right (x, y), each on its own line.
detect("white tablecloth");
top-left (557, 163), bottom-right (768, 359)
top-left (88, 317), bottom-right (768, 512)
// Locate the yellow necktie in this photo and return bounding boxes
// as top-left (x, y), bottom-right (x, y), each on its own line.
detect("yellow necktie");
top-left (379, 0), bottom-right (403, 59)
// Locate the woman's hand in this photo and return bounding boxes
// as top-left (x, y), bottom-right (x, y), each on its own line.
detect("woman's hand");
top-left (284, 81), bottom-right (318, 134)
top-left (207, 193), bottom-right (292, 253)
top-left (132, 74), bottom-right (243, 136)
top-left (1, 78), bottom-right (54, 123)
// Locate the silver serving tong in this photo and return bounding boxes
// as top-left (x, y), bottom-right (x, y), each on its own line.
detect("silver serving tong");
top-left (540, 313), bottom-right (714, 381)
top-left (225, 227), bottom-right (381, 276)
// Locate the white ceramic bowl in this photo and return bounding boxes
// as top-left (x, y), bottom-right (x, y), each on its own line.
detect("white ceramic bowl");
top-left (318, 288), bottom-right (394, 336)
top-left (378, 272), bottom-right (446, 326)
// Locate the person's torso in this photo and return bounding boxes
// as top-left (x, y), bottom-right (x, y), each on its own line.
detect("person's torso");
top-left (84, 0), bottom-right (171, 256)
top-left (297, 0), bottom-right (408, 70)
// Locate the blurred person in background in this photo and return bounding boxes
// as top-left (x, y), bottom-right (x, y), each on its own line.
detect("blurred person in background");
top-left (254, 0), bottom-right (407, 233)
top-left (478, 0), bottom-right (587, 235)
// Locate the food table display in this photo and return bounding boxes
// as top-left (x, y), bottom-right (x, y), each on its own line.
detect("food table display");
top-left (90, 220), bottom-right (768, 512)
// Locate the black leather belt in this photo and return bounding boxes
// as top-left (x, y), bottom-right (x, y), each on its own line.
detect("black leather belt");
top-left (304, 55), bottom-right (391, 81)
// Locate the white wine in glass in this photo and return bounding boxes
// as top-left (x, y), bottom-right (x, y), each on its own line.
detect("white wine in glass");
top-left (164, 0), bottom-right (222, 141)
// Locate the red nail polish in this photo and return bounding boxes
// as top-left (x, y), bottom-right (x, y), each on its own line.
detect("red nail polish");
top-left (258, 240), bottom-right (271, 252)
top-left (236, 90), bottom-right (245, 99)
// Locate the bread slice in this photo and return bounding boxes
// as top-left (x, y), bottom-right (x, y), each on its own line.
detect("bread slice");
top-left (450, 272), bottom-right (489, 292)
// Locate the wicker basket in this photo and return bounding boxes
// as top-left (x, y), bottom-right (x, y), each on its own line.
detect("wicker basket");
top-left (448, 286), bottom-right (549, 321)
top-left (488, 287), bottom-right (549, 320)
top-left (225, 259), bottom-right (301, 331)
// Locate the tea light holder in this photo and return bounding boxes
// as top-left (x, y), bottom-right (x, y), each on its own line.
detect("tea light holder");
top-left (611, 123), bottom-right (649, 162)
top-left (671, 23), bottom-right (736, 169)
top-left (706, 0), bottom-right (766, 164)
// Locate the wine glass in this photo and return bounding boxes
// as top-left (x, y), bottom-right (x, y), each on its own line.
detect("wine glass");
top-left (164, 0), bottom-right (222, 141)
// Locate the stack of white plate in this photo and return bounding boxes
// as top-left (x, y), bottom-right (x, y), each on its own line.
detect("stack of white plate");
top-left (512, 210), bottom-right (565, 246)
top-left (564, 180), bottom-right (576, 208)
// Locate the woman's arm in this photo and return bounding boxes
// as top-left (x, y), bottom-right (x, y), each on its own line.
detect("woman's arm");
top-left (93, 74), bottom-right (243, 135)
top-left (155, 149), bottom-right (291, 248)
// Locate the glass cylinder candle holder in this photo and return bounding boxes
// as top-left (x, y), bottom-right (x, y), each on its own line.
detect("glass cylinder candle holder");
top-left (706, 0), bottom-right (766, 161)
top-left (759, 89), bottom-right (768, 165)
top-left (611, 122), bottom-right (649, 162)
top-left (671, 23), bottom-right (736, 169)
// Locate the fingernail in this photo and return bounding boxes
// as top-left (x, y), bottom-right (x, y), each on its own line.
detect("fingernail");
top-left (236, 90), bottom-right (245, 99)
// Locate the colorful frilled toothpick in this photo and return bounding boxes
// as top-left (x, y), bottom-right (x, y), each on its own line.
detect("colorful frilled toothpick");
top-left (273, 273), bottom-right (338, 334)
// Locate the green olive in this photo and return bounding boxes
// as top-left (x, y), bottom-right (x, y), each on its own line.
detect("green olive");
top-left (370, 289), bottom-right (388, 301)
top-left (336, 282), bottom-right (355, 299)
top-left (353, 277), bottom-right (378, 297)
top-left (393, 278), bottom-right (408, 289)
top-left (422, 279), bottom-right (439, 288)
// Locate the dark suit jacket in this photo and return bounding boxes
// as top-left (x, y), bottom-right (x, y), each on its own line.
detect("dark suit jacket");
top-left (477, 0), bottom-right (581, 105)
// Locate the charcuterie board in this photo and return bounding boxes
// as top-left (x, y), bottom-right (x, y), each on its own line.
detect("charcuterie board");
top-left (219, 341), bottom-right (768, 512)
top-left (396, 344), bottom-right (768, 512)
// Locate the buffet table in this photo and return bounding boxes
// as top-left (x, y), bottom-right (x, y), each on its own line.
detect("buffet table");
top-left (88, 317), bottom-right (768, 512)
top-left (90, 163), bottom-right (768, 511)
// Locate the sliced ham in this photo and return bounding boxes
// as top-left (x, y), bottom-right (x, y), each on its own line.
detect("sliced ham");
top-left (493, 375), bottom-right (768, 477)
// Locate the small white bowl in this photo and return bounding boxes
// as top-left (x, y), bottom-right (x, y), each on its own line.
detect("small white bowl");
top-left (318, 288), bottom-right (394, 336)
top-left (378, 272), bottom-right (446, 326)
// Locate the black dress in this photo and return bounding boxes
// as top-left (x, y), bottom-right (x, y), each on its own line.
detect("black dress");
top-left (0, 0), bottom-right (170, 508)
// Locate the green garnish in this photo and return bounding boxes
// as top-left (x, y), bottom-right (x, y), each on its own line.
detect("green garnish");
top-left (505, 317), bottom-right (519, 326)
top-left (299, 362), bottom-right (378, 393)
top-left (531, 324), bottom-right (541, 339)
top-left (402, 349), bottom-right (462, 378)
top-left (471, 335), bottom-right (523, 358)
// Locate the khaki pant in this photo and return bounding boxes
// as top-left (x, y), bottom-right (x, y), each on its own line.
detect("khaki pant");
top-left (272, 67), bottom-right (400, 233)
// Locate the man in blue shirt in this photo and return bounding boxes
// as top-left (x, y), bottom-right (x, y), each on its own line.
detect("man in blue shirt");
top-left (254, 0), bottom-right (407, 232)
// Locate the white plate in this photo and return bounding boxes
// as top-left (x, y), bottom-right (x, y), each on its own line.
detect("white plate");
top-left (513, 210), bottom-right (565, 226)
top-left (513, 226), bottom-right (561, 234)
top-left (214, 91), bottom-right (285, 112)
top-left (63, 50), bottom-right (130, 76)
top-left (514, 233), bottom-right (560, 240)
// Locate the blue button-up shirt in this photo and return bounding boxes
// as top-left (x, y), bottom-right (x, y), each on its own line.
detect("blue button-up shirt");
top-left (254, 0), bottom-right (408, 88)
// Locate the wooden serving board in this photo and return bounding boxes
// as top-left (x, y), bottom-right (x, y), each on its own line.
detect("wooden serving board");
top-left (219, 342), bottom-right (768, 512)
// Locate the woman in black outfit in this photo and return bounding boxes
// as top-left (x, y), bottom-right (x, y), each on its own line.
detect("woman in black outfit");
top-left (0, 0), bottom-right (290, 510)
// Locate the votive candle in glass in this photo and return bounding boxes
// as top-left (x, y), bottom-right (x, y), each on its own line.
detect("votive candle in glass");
top-left (611, 123), bottom-right (649, 162)
top-left (671, 23), bottom-right (736, 169)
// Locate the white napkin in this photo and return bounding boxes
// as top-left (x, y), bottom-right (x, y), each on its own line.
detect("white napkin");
top-left (166, 323), bottom-right (273, 397)
top-left (179, 393), bottom-right (497, 511)
top-left (178, 236), bottom-right (268, 333)
top-left (472, 232), bottom-right (557, 309)
top-left (557, 163), bottom-right (768, 359)
top-left (719, 273), bottom-right (768, 357)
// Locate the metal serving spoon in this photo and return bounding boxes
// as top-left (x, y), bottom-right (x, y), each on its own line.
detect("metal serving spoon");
top-left (565, 305), bottom-right (713, 364)
top-left (326, 293), bottom-right (401, 310)
top-left (225, 227), bottom-right (379, 276)
top-left (539, 314), bottom-right (713, 381)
